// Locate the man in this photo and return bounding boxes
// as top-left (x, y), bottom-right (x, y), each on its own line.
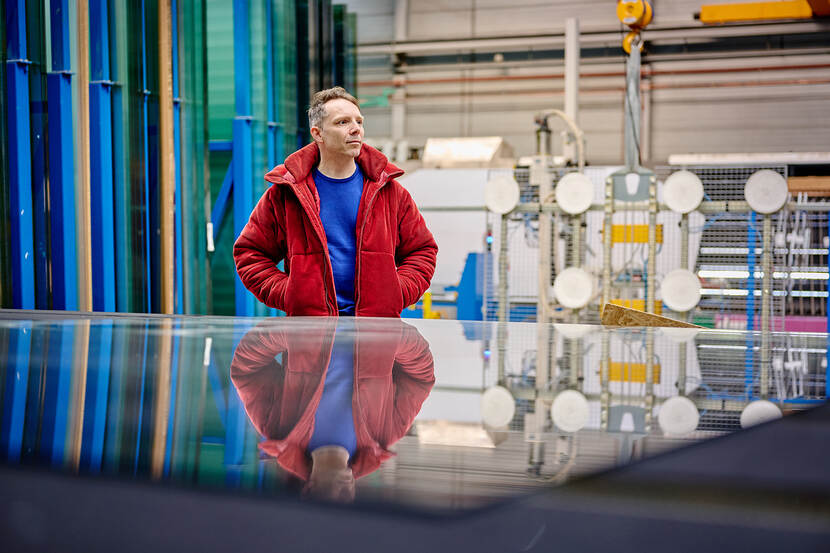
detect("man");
top-left (230, 318), bottom-right (435, 502)
top-left (233, 87), bottom-right (437, 317)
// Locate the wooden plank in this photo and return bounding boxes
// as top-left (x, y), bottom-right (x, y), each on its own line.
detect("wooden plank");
top-left (77, 0), bottom-right (93, 311)
top-left (67, 320), bottom-right (90, 471)
top-left (600, 303), bottom-right (702, 328)
top-left (151, 319), bottom-right (172, 479)
top-left (610, 298), bottom-right (663, 315)
top-left (788, 176), bottom-right (830, 197)
top-left (158, 0), bottom-right (175, 314)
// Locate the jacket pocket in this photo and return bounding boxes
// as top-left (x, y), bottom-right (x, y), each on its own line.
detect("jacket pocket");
top-left (358, 251), bottom-right (404, 317)
top-left (283, 253), bottom-right (328, 315)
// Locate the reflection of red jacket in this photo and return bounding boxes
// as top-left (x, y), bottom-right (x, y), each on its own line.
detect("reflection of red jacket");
top-left (233, 143), bottom-right (438, 317)
top-left (230, 318), bottom-right (435, 480)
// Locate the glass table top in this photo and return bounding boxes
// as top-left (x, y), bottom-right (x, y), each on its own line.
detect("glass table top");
top-left (0, 312), bottom-right (826, 511)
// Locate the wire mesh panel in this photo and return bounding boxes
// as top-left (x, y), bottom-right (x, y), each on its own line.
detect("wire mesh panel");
top-left (658, 165), bottom-right (829, 331)
top-left (488, 322), bottom-right (827, 438)
top-left (691, 330), bottom-right (827, 431)
top-left (657, 165), bottom-right (789, 328)
top-left (486, 163), bottom-right (829, 332)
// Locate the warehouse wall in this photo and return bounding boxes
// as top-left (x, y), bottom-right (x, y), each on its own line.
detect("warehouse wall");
top-left (344, 0), bottom-right (830, 164)
top-left (351, 0), bottom-right (748, 43)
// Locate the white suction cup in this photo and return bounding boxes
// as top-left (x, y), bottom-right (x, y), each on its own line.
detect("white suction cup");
top-left (481, 386), bottom-right (516, 428)
top-left (550, 390), bottom-right (590, 433)
top-left (660, 269), bottom-right (701, 312)
top-left (663, 170), bottom-right (704, 214)
top-left (660, 327), bottom-right (700, 343)
top-left (740, 399), bottom-right (782, 428)
top-left (553, 267), bottom-right (593, 309)
top-left (658, 396), bottom-right (700, 436)
top-left (554, 323), bottom-right (595, 340)
top-left (555, 172), bottom-right (594, 215)
top-left (744, 170), bottom-right (788, 214)
top-left (484, 175), bottom-right (520, 214)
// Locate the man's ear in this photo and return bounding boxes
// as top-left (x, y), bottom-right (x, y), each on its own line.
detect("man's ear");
top-left (310, 125), bottom-right (323, 144)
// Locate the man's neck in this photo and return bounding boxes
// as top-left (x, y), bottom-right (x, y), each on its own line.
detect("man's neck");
top-left (316, 154), bottom-right (357, 180)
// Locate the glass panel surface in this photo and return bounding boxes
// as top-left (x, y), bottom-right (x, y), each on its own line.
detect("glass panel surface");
top-left (0, 313), bottom-right (826, 511)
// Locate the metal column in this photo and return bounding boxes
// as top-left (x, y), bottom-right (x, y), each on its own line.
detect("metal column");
top-left (1, 326), bottom-right (32, 461)
top-left (140, 0), bottom-right (154, 312)
top-left (602, 176), bottom-right (614, 307)
top-left (233, 0), bottom-right (255, 317)
top-left (678, 212), bottom-right (689, 391)
top-left (760, 215), bottom-right (773, 398)
top-left (646, 175), bottom-right (657, 313)
top-left (42, 325), bottom-right (74, 466)
top-left (5, 0), bottom-right (35, 309)
top-left (745, 213), bottom-right (757, 395)
top-left (111, 0), bottom-right (136, 313)
top-left (497, 213), bottom-right (509, 382)
top-left (48, 0), bottom-right (79, 311)
top-left (172, 0), bottom-right (184, 314)
top-left (266, 0), bottom-right (281, 317)
top-left (562, 18), bottom-right (579, 164)
top-left (80, 322), bottom-right (111, 472)
top-left (89, 0), bottom-right (117, 312)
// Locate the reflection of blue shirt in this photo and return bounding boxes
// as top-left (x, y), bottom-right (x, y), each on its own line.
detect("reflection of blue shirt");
top-left (308, 328), bottom-right (357, 457)
top-left (313, 165), bottom-right (364, 315)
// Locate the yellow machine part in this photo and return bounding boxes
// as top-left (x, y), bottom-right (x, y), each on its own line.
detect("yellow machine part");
top-left (609, 362), bottom-right (662, 384)
top-left (700, 0), bottom-right (813, 24)
top-left (421, 291), bottom-right (441, 319)
top-left (641, 0), bottom-right (653, 26)
top-left (609, 298), bottom-right (663, 315)
top-left (606, 224), bottom-right (664, 244)
top-left (623, 31), bottom-right (645, 54)
top-left (617, 0), bottom-right (653, 27)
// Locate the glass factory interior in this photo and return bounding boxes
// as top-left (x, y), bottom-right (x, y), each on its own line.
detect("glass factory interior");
top-left (1, 1), bottom-right (829, 551)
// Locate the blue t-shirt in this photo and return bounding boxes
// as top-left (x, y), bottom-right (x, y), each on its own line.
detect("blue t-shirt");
top-left (313, 165), bottom-right (364, 316)
top-left (307, 327), bottom-right (357, 458)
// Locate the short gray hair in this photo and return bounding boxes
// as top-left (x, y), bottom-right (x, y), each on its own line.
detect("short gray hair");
top-left (307, 87), bottom-right (360, 129)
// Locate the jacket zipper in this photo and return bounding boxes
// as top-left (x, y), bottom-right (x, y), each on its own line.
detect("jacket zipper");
top-left (297, 184), bottom-right (337, 315)
top-left (353, 175), bottom-right (385, 315)
top-left (319, 212), bottom-right (337, 316)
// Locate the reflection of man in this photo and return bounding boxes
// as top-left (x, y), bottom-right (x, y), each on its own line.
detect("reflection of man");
top-left (233, 87), bottom-right (437, 317)
top-left (230, 318), bottom-right (435, 502)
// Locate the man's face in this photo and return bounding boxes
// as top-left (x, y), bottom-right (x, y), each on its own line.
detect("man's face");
top-left (312, 98), bottom-right (364, 159)
top-left (303, 467), bottom-right (356, 503)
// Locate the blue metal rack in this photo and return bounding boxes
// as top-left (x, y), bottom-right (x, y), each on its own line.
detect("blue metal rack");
top-left (1, 322), bottom-right (31, 462)
top-left (89, 0), bottom-right (117, 313)
top-left (81, 322), bottom-right (112, 472)
top-left (5, 0), bottom-right (36, 309)
top-left (47, 0), bottom-right (78, 311)
top-left (232, 0), bottom-right (255, 318)
top-left (1, 0), bottom-right (355, 315)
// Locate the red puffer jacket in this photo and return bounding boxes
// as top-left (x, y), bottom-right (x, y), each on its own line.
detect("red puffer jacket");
top-left (233, 143), bottom-right (438, 317)
top-left (230, 318), bottom-right (435, 480)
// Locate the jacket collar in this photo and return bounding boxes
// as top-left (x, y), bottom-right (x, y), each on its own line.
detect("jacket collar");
top-left (264, 142), bottom-right (404, 189)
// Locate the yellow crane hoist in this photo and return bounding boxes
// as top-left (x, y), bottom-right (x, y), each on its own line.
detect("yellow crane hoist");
top-left (616, 0), bottom-right (654, 53)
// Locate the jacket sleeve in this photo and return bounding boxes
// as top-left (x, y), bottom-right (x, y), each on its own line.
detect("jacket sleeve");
top-left (229, 326), bottom-right (288, 438)
top-left (233, 186), bottom-right (289, 310)
top-left (395, 185), bottom-right (438, 308)
top-left (389, 323), bottom-right (435, 441)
